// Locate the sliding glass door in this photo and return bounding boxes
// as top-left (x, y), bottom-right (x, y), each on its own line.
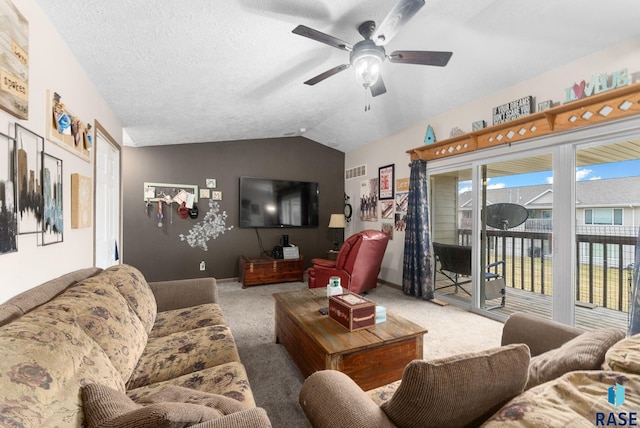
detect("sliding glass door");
top-left (428, 118), bottom-right (640, 329)
top-left (573, 139), bottom-right (640, 330)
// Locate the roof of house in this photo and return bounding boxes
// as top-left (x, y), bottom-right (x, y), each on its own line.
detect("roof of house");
top-left (459, 176), bottom-right (640, 209)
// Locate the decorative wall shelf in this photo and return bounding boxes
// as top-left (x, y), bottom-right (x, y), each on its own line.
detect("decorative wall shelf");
top-left (407, 82), bottom-right (640, 161)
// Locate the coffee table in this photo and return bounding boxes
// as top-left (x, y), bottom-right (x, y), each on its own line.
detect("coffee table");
top-left (274, 289), bottom-right (427, 391)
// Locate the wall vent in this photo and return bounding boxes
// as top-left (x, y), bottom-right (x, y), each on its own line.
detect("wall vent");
top-left (345, 164), bottom-right (367, 180)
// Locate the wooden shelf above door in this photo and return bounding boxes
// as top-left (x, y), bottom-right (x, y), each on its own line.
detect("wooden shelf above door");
top-left (407, 82), bottom-right (640, 161)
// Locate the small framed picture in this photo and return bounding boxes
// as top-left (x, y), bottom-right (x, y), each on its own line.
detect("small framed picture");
top-left (211, 191), bottom-right (223, 200)
top-left (199, 189), bottom-right (210, 199)
top-left (378, 164), bottom-right (394, 200)
top-left (206, 178), bottom-right (217, 188)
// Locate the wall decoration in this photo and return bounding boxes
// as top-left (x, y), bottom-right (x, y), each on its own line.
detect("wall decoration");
top-left (46, 90), bottom-right (92, 162)
top-left (424, 125), bottom-right (436, 144)
top-left (381, 200), bottom-right (394, 219)
top-left (211, 191), bottom-right (223, 201)
top-left (492, 96), bottom-right (533, 125)
top-left (378, 164), bottom-right (394, 200)
top-left (381, 222), bottom-right (394, 240)
top-left (0, 131), bottom-right (17, 254)
top-left (143, 182), bottom-right (198, 203)
top-left (394, 212), bottom-right (407, 232)
top-left (564, 68), bottom-right (629, 103)
top-left (449, 127), bottom-right (465, 137)
top-left (394, 192), bottom-right (408, 232)
top-left (472, 120), bottom-right (486, 131)
top-left (0, 0), bottom-right (28, 120)
top-left (15, 124), bottom-right (42, 234)
top-left (71, 173), bottom-right (92, 228)
top-left (205, 178), bottom-right (216, 188)
top-left (395, 192), bottom-right (408, 212)
top-left (179, 200), bottom-right (233, 251)
top-left (41, 152), bottom-right (63, 245)
top-left (359, 178), bottom-right (378, 222)
top-left (396, 177), bottom-right (409, 193)
top-left (537, 100), bottom-right (553, 111)
top-left (199, 188), bottom-right (210, 199)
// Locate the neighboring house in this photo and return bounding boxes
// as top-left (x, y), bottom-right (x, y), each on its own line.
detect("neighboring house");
top-left (458, 176), bottom-right (640, 266)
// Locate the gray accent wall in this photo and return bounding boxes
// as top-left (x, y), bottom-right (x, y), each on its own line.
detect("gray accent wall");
top-left (122, 137), bottom-right (344, 282)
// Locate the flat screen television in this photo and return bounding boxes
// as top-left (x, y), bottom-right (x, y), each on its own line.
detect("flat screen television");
top-left (239, 177), bottom-right (319, 228)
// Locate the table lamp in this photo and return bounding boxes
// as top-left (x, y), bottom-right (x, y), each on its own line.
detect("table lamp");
top-left (328, 214), bottom-right (346, 251)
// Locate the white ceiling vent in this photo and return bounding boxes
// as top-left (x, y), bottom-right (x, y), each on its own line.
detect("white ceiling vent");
top-left (345, 164), bottom-right (367, 180)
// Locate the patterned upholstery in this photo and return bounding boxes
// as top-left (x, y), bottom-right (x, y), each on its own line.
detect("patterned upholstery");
top-left (127, 361), bottom-right (256, 407)
top-left (52, 279), bottom-right (148, 383)
top-left (150, 304), bottom-right (226, 338)
top-left (103, 264), bottom-right (158, 334)
top-left (127, 325), bottom-right (241, 389)
top-left (0, 307), bottom-right (126, 427)
top-left (0, 264), bottom-right (266, 427)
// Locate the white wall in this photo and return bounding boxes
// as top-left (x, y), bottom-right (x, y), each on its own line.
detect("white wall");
top-left (345, 37), bottom-right (640, 286)
top-left (0, 0), bottom-right (122, 302)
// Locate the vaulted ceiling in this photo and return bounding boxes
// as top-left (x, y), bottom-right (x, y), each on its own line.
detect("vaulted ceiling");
top-left (35, 0), bottom-right (640, 152)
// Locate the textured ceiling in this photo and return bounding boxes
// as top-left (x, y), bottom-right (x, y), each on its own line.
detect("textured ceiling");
top-left (35, 0), bottom-right (640, 152)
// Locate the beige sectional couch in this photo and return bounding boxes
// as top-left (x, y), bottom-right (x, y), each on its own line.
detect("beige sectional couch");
top-left (299, 312), bottom-right (640, 427)
top-left (0, 264), bottom-right (272, 427)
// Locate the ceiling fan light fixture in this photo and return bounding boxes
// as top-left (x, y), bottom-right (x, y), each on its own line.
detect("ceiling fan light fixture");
top-left (350, 40), bottom-right (385, 89)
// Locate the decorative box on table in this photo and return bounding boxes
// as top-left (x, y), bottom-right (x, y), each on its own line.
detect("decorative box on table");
top-left (329, 293), bottom-right (376, 331)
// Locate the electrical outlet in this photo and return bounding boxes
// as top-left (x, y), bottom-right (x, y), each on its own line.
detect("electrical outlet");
top-left (199, 261), bottom-right (206, 271)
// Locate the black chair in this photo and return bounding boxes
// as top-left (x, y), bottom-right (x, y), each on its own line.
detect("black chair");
top-left (432, 242), bottom-right (506, 309)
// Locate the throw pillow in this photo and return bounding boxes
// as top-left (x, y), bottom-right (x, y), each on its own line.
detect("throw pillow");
top-left (604, 332), bottom-right (640, 375)
top-left (81, 383), bottom-right (223, 428)
top-left (380, 344), bottom-right (530, 428)
top-left (527, 327), bottom-right (625, 389)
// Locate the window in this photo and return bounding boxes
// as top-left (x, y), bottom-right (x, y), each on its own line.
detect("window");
top-left (584, 208), bottom-right (623, 225)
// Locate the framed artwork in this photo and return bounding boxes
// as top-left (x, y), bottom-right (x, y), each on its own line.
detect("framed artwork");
top-left (0, 0), bottom-right (28, 120)
top-left (0, 131), bottom-right (17, 254)
top-left (41, 152), bottom-right (63, 245)
top-left (71, 173), bottom-right (92, 228)
top-left (15, 123), bottom-right (43, 234)
top-left (211, 191), bottom-right (222, 201)
top-left (381, 200), bottom-right (394, 219)
top-left (378, 164), bottom-right (394, 200)
top-left (359, 178), bottom-right (378, 222)
top-left (46, 90), bottom-right (92, 162)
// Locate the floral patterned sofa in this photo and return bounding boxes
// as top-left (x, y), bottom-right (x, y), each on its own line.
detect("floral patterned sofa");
top-left (0, 264), bottom-right (271, 427)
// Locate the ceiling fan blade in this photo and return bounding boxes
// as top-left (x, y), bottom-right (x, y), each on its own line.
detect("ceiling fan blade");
top-left (370, 75), bottom-right (387, 97)
top-left (303, 64), bottom-right (350, 86)
top-left (388, 50), bottom-right (453, 66)
top-left (292, 25), bottom-right (352, 51)
top-left (373, 0), bottom-right (425, 45)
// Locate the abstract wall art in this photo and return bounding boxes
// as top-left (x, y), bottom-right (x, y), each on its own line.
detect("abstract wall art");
top-left (0, 131), bottom-right (17, 254)
top-left (15, 123), bottom-right (42, 234)
top-left (41, 152), bottom-right (63, 245)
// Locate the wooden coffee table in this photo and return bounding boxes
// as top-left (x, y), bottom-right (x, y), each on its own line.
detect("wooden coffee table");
top-left (274, 289), bottom-right (427, 391)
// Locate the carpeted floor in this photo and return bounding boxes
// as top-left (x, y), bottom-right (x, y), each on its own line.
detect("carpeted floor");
top-left (217, 280), bottom-right (504, 428)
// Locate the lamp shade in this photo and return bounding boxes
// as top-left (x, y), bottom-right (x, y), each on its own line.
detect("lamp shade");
top-left (328, 214), bottom-right (346, 228)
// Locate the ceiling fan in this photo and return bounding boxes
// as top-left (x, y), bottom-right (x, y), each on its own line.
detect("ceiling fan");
top-left (292, 0), bottom-right (452, 97)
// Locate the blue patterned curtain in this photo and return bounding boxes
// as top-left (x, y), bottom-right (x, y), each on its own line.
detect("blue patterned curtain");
top-left (629, 226), bottom-right (640, 336)
top-left (402, 159), bottom-right (433, 299)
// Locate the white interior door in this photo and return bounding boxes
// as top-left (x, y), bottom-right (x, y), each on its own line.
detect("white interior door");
top-left (94, 125), bottom-right (121, 268)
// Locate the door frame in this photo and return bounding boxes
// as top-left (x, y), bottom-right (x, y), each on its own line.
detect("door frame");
top-left (93, 121), bottom-right (122, 266)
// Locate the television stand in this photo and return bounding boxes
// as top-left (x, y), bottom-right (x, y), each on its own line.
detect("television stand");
top-left (239, 256), bottom-right (304, 288)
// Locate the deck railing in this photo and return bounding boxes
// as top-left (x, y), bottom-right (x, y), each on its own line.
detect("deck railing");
top-left (457, 227), bottom-right (637, 312)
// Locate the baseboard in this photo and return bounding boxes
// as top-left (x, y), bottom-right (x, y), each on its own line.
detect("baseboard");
top-left (378, 278), bottom-right (401, 290)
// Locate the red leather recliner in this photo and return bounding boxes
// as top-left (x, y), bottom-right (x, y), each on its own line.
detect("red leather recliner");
top-left (307, 230), bottom-right (390, 294)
